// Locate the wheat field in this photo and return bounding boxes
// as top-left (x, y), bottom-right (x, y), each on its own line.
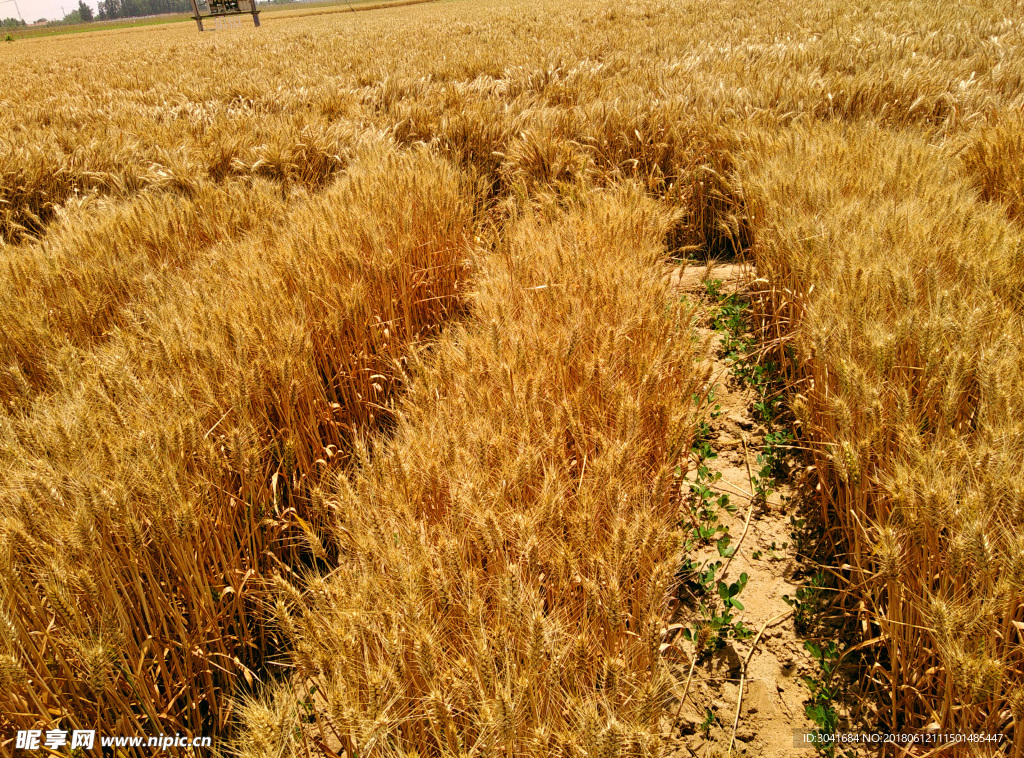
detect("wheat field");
top-left (1, 0), bottom-right (1023, 754)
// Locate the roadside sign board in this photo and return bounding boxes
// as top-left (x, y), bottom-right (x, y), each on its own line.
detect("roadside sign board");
top-left (189, 0), bottom-right (259, 30)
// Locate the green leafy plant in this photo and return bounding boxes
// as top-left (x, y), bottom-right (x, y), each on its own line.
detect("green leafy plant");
top-left (297, 684), bottom-right (318, 724)
top-left (717, 572), bottom-right (748, 610)
top-left (703, 278), bottom-right (725, 301)
top-left (687, 462), bottom-right (734, 543)
top-left (698, 707), bottom-right (716, 738)
top-left (681, 567), bottom-right (753, 657)
top-left (690, 384), bottom-right (723, 461)
top-left (801, 640), bottom-right (855, 757)
top-left (783, 570), bottom-right (829, 636)
top-left (716, 533), bottom-right (735, 558)
top-left (751, 541), bottom-right (787, 561)
top-left (750, 428), bottom-right (794, 501)
top-left (679, 557), bottom-right (719, 598)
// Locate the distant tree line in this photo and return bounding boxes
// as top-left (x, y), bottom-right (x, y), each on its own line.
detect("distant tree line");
top-left (46, 0), bottom-right (190, 24)
top-left (1, 16), bottom-right (26, 26)
top-left (96, 0), bottom-right (190, 19)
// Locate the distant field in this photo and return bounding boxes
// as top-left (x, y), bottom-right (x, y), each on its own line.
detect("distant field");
top-left (1, 0), bottom-right (1023, 754)
top-left (2, 0), bottom-right (436, 38)
top-left (5, 15), bottom-right (192, 37)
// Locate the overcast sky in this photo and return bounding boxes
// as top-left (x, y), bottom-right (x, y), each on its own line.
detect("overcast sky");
top-left (4, 0), bottom-right (96, 22)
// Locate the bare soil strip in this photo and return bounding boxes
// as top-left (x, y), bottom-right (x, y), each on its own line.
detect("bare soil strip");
top-left (666, 262), bottom-right (815, 757)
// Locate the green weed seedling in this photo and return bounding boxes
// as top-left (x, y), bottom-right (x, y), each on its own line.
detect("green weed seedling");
top-left (691, 426), bottom-right (717, 464)
top-left (801, 640), bottom-right (855, 758)
top-left (681, 568), bottom-right (753, 658)
top-left (703, 278), bottom-right (725, 301)
top-left (782, 569), bottom-right (828, 635)
top-left (298, 684), bottom-right (318, 724)
top-left (788, 514), bottom-right (824, 567)
top-left (680, 558), bottom-right (721, 602)
top-left (718, 572), bottom-right (748, 611)
top-left (751, 541), bottom-right (787, 561)
top-left (750, 428), bottom-right (794, 501)
top-left (677, 557), bottom-right (719, 600)
top-left (688, 463), bottom-right (734, 544)
top-left (698, 707), bottom-right (716, 738)
top-left (691, 384), bottom-right (723, 462)
top-left (704, 278), bottom-right (755, 369)
top-left (696, 560), bottom-right (721, 594)
top-left (716, 533), bottom-right (735, 558)
top-left (682, 605), bottom-right (752, 660)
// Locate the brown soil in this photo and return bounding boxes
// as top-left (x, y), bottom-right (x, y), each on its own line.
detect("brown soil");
top-left (663, 261), bottom-right (817, 757)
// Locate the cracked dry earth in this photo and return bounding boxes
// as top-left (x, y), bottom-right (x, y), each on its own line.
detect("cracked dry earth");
top-left (663, 261), bottom-right (817, 758)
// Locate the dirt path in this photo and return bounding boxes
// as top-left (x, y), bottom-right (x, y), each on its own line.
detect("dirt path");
top-left (665, 261), bottom-right (817, 757)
